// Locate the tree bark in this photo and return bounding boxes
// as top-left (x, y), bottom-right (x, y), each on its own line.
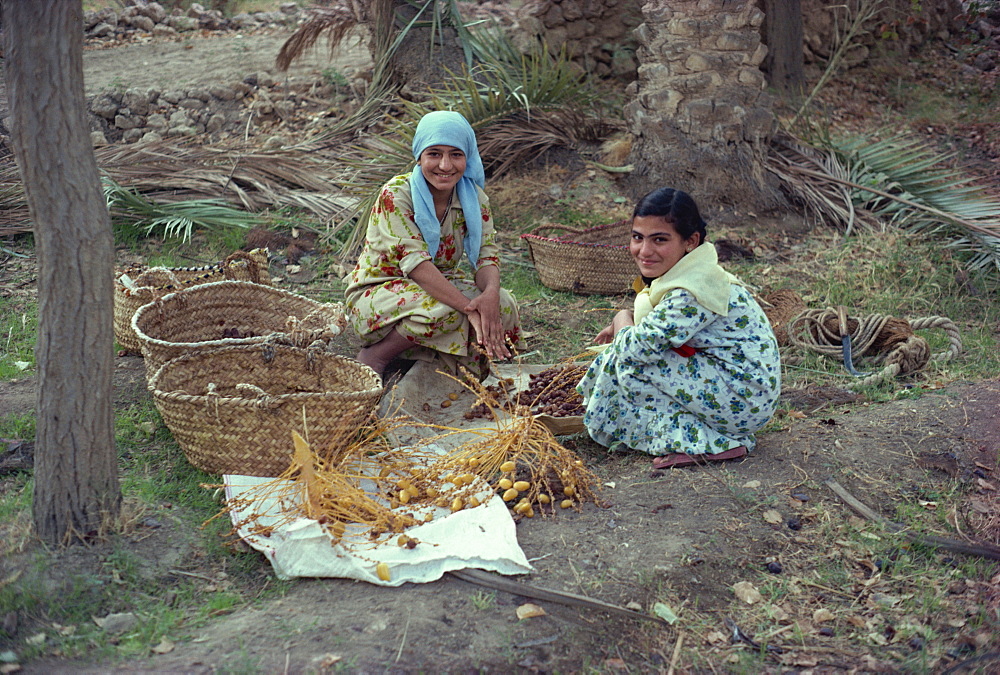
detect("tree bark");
top-left (623, 0), bottom-right (786, 219)
top-left (762, 0), bottom-right (806, 95)
top-left (3, 0), bottom-right (120, 544)
top-left (387, 0), bottom-right (469, 94)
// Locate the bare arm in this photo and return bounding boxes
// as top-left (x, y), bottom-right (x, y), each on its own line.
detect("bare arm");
top-left (407, 261), bottom-right (510, 360)
top-left (595, 309), bottom-right (635, 344)
top-left (408, 260), bottom-right (473, 312)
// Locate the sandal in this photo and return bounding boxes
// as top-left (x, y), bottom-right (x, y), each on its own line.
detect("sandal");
top-left (651, 445), bottom-right (748, 470)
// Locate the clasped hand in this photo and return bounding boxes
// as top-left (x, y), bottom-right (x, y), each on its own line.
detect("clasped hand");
top-left (465, 288), bottom-right (511, 360)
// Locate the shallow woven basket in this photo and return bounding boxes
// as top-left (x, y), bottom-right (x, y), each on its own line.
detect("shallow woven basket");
top-left (149, 344), bottom-right (382, 476)
top-left (132, 280), bottom-right (346, 380)
top-left (521, 221), bottom-right (635, 295)
top-left (114, 249), bottom-right (271, 354)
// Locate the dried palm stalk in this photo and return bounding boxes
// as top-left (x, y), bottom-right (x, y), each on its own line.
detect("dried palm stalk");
top-left (408, 366), bottom-right (601, 518)
top-left (767, 131), bottom-right (880, 235)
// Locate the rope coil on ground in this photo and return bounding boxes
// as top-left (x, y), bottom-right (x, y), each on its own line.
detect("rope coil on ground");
top-left (785, 306), bottom-right (962, 388)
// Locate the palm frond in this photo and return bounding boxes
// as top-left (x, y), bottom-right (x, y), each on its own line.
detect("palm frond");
top-left (769, 131), bottom-right (1000, 276)
top-left (767, 132), bottom-right (881, 235)
top-left (102, 176), bottom-right (261, 243)
top-left (275, 5), bottom-right (359, 72)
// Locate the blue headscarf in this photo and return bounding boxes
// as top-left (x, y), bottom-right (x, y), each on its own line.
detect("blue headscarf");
top-left (409, 111), bottom-right (485, 267)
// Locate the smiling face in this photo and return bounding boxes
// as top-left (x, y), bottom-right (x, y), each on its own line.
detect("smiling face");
top-left (629, 215), bottom-right (701, 278)
top-left (418, 144), bottom-right (467, 198)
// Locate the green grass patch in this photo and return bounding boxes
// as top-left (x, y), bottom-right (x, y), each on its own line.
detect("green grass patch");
top-left (0, 296), bottom-right (38, 381)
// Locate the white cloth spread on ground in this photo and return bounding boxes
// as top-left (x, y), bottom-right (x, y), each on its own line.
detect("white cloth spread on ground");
top-left (224, 455), bottom-right (532, 584)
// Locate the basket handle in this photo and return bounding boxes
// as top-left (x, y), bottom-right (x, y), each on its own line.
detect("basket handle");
top-left (235, 382), bottom-right (278, 407)
top-left (528, 224), bottom-right (585, 237)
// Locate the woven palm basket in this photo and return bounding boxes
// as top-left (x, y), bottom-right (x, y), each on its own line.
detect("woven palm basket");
top-left (149, 344), bottom-right (382, 476)
top-left (114, 249), bottom-right (271, 354)
top-left (132, 279), bottom-right (346, 380)
top-left (521, 221), bottom-right (635, 295)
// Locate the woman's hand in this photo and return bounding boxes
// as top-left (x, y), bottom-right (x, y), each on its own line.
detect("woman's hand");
top-left (596, 309), bottom-right (635, 343)
top-left (466, 286), bottom-right (510, 360)
top-left (595, 323), bottom-right (614, 344)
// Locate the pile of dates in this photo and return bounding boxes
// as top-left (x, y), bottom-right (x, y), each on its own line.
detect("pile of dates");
top-left (466, 365), bottom-right (587, 420)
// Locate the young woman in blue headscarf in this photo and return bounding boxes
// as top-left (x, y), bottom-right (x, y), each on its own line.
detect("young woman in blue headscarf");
top-left (345, 111), bottom-right (521, 380)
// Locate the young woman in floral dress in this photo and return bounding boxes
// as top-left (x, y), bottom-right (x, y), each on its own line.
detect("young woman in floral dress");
top-left (577, 187), bottom-right (781, 469)
top-left (345, 111), bottom-right (520, 381)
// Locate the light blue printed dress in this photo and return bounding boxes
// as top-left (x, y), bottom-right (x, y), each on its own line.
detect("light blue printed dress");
top-left (577, 283), bottom-right (781, 457)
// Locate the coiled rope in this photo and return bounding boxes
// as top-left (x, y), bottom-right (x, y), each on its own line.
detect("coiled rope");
top-left (785, 306), bottom-right (962, 388)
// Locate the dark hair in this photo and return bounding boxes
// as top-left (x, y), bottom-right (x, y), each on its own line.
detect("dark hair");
top-left (632, 187), bottom-right (707, 246)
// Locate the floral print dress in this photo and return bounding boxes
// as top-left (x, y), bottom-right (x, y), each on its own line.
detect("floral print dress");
top-left (577, 284), bottom-right (781, 456)
top-left (345, 174), bottom-right (520, 379)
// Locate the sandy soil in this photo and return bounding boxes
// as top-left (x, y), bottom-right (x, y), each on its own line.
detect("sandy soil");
top-left (80, 28), bottom-right (372, 96)
top-left (4, 352), bottom-right (999, 673)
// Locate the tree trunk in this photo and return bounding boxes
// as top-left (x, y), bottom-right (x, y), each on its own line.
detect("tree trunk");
top-left (624, 0), bottom-right (786, 220)
top-left (387, 0), bottom-right (469, 94)
top-left (762, 0), bottom-right (806, 95)
top-left (3, 0), bottom-right (120, 544)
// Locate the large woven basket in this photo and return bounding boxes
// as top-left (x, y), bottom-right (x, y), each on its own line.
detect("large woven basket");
top-left (149, 344), bottom-right (382, 476)
top-left (521, 221), bottom-right (636, 295)
top-left (132, 280), bottom-right (346, 380)
top-left (114, 249), bottom-right (271, 354)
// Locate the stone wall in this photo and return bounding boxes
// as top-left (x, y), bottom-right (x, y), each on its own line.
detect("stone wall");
top-left (515, 0), bottom-right (967, 81)
top-left (515, 0), bottom-right (645, 79)
top-left (85, 73), bottom-right (352, 148)
top-left (83, 1), bottom-right (303, 41)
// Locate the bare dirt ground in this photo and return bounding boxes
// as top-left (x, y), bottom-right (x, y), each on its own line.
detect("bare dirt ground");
top-left (79, 28), bottom-right (372, 95)
top-left (3, 22), bottom-right (1000, 675)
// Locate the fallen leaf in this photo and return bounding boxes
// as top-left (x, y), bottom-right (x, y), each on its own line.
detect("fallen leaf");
top-left (516, 603), bottom-right (546, 620)
top-left (779, 652), bottom-right (819, 667)
top-left (969, 499), bottom-right (992, 514)
top-left (26, 634), bottom-right (45, 646)
top-left (813, 608), bottom-right (835, 623)
top-left (771, 605), bottom-right (790, 622)
top-left (706, 630), bottom-right (727, 645)
top-left (151, 637), bottom-right (174, 654)
top-left (976, 478), bottom-right (997, 491)
top-left (742, 480), bottom-right (761, 489)
top-left (13, 361), bottom-right (31, 371)
top-left (868, 632), bottom-right (889, 646)
top-left (846, 615), bottom-right (868, 629)
top-left (733, 581), bottom-right (762, 604)
top-left (763, 509), bottom-right (783, 524)
top-left (652, 602), bottom-right (679, 624)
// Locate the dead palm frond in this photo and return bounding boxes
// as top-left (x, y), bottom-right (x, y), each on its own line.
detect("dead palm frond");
top-left (0, 139), bottom-right (364, 235)
top-left (275, 4), bottom-right (363, 73)
top-left (767, 131), bottom-right (881, 235)
top-left (833, 134), bottom-right (1000, 273)
top-left (768, 131), bottom-right (1000, 276)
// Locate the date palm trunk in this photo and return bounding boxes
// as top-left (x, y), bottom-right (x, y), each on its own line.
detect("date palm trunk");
top-left (3, 0), bottom-right (120, 544)
top-left (624, 0), bottom-right (786, 218)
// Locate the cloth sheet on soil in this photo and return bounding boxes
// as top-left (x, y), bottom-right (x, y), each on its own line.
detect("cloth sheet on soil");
top-left (225, 460), bottom-right (532, 584)
top-left (226, 359), bottom-right (582, 583)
